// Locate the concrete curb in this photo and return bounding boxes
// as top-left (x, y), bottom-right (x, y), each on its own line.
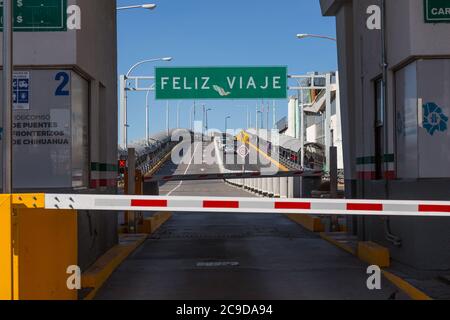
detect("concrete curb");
top-left (319, 232), bottom-right (433, 300)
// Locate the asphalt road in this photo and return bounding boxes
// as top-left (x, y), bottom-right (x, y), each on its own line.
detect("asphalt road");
top-left (158, 141), bottom-right (255, 197)
top-left (96, 142), bottom-right (404, 300)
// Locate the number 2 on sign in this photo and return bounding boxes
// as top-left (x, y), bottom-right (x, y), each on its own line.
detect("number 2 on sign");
top-left (55, 72), bottom-right (70, 96)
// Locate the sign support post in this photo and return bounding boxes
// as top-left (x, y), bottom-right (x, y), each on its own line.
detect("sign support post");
top-left (2, 0), bottom-right (13, 193)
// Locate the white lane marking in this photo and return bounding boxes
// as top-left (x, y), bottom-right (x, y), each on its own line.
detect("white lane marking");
top-left (167, 142), bottom-right (200, 196)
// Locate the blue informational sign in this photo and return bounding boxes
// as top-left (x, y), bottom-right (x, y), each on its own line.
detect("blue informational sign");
top-left (13, 71), bottom-right (30, 110)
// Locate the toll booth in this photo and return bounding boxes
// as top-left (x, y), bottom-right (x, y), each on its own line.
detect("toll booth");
top-left (321, 0), bottom-right (450, 270)
top-left (0, 0), bottom-right (118, 296)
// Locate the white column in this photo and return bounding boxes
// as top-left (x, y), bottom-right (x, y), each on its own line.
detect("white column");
top-left (262, 177), bottom-right (268, 196)
top-left (267, 176), bottom-right (274, 197)
top-left (273, 177), bottom-right (280, 197)
top-left (288, 177), bottom-right (294, 198)
top-left (280, 177), bottom-right (288, 198)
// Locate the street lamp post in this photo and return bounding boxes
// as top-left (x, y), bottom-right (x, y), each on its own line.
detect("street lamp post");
top-left (144, 88), bottom-right (156, 144)
top-left (117, 4), bottom-right (157, 11)
top-left (120, 57), bottom-right (172, 148)
top-left (225, 116), bottom-right (231, 150)
top-left (225, 116), bottom-right (231, 134)
top-left (205, 108), bottom-right (212, 134)
top-left (296, 33), bottom-right (336, 42)
top-left (2, 0), bottom-right (13, 193)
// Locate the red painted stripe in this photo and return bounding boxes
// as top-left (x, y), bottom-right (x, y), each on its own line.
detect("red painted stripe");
top-left (357, 171), bottom-right (377, 180)
top-left (384, 171), bottom-right (397, 180)
top-left (251, 172), bottom-right (261, 177)
top-left (347, 203), bottom-right (383, 211)
top-left (357, 171), bottom-right (396, 180)
top-left (131, 199), bottom-right (168, 207)
top-left (275, 202), bottom-right (311, 210)
top-left (203, 200), bottom-right (239, 209)
top-left (90, 179), bottom-right (116, 188)
top-left (419, 204), bottom-right (450, 213)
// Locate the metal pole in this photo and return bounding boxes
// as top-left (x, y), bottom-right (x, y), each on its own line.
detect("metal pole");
top-left (272, 100), bottom-right (276, 129)
top-left (193, 101), bottom-right (196, 131)
top-left (246, 107), bottom-right (249, 129)
top-left (295, 95), bottom-right (300, 139)
top-left (190, 104), bottom-right (193, 131)
top-left (2, 0), bottom-right (13, 193)
top-left (166, 101), bottom-right (169, 135)
top-left (119, 75), bottom-right (128, 149)
top-left (261, 101), bottom-right (264, 129)
top-left (324, 73), bottom-right (332, 172)
top-left (176, 101), bottom-right (180, 128)
top-left (202, 104), bottom-right (205, 143)
top-left (300, 90), bottom-right (305, 169)
top-left (145, 90), bottom-right (150, 143)
top-left (255, 105), bottom-right (258, 131)
top-left (127, 148), bottom-right (136, 232)
top-left (381, 0), bottom-right (389, 196)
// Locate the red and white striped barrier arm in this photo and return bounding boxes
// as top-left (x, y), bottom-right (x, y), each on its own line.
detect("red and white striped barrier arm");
top-left (143, 170), bottom-right (322, 183)
top-left (44, 194), bottom-right (450, 217)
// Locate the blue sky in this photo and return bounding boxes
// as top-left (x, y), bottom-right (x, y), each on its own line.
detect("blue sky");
top-left (117, 0), bottom-right (337, 142)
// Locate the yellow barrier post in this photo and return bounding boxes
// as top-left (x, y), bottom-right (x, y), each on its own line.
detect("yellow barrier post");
top-left (0, 195), bottom-right (13, 300)
top-left (1, 194), bottom-right (78, 300)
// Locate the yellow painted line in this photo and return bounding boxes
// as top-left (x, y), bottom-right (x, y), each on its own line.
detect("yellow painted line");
top-left (82, 212), bottom-right (173, 300)
top-left (82, 233), bottom-right (147, 300)
top-left (381, 270), bottom-right (432, 300)
top-left (320, 232), bottom-right (433, 300)
top-left (145, 151), bottom-right (172, 178)
top-left (246, 140), bottom-right (289, 172)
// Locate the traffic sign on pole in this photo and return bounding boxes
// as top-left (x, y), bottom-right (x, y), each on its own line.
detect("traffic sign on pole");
top-left (0, 0), bottom-right (67, 32)
top-left (155, 66), bottom-right (288, 100)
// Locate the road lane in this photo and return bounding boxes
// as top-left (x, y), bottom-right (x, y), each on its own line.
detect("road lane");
top-left (95, 141), bottom-right (404, 300)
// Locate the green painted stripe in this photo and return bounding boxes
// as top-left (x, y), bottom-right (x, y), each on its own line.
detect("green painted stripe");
top-left (91, 162), bottom-right (118, 172)
top-left (356, 154), bottom-right (395, 165)
top-left (356, 156), bottom-right (376, 165)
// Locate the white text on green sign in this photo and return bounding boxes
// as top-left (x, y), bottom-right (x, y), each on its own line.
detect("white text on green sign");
top-left (155, 66), bottom-right (288, 100)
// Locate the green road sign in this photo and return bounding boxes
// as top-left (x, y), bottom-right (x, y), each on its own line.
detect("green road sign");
top-left (424, 0), bottom-right (450, 23)
top-left (155, 66), bottom-right (288, 100)
top-left (0, 0), bottom-right (67, 32)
